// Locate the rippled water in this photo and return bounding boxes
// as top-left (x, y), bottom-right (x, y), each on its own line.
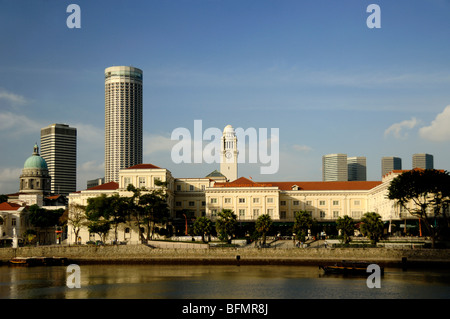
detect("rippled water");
top-left (1, 264), bottom-right (449, 299)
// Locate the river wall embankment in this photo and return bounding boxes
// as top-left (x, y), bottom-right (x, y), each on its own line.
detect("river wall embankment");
top-left (1, 243), bottom-right (450, 267)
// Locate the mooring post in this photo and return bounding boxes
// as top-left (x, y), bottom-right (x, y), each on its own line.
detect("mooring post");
top-left (402, 257), bottom-right (407, 271)
top-left (236, 255), bottom-right (240, 266)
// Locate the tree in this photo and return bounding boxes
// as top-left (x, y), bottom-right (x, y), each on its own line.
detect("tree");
top-left (255, 214), bottom-right (273, 246)
top-left (292, 210), bottom-right (313, 242)
top-left (336, 215), bottom-right (355, 244)
top-left (193, 216), bottom-right (212, 242)
top-left (0, 194), bottom-right (8, 203)
top-left (215, 209), bottom-right (237, 243)
top-left (87, 220), bottom-right (111, 243)
top-left (28, 205), bottom-right (65, 244)
top-left (388, 169), bottom-right (450, 247)
top-left (126, 184), bottom-right (170, 242)
top-left (23, 229), bottom-right (37, 245)
top-left (85, 194), bottom-right (128, 243)
top-left (67, 203), bottom-right (87, 244)
top-left (359, 212), bottom-right (384, 245)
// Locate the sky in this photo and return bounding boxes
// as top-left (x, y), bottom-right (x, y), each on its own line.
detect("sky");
top-left (1, 0), bottom-right (450, 194)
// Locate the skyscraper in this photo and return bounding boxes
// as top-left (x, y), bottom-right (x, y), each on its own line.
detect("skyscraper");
top-left (322, 153), bottom-right (348, 181)
top-left (381, 156), bottom-right (402, 176)
top-left (105, 66), bottom-right (143, 183)
top-left (40, 123), bottom-right (77, 195)
top-left (412, 153), bottom-right (434, 169)
top-left (347, 156), bottom-right (367, 181)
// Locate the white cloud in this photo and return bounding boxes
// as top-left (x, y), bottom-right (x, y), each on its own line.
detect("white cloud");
top-left (384, 117), bottom-right (419, 139)
top-left (419, 105), bottom-right (450, 142)
top-left (143, 133), bottom-right (177, 155)
top-left (0, 167), bottom-right (22, 194)
top-left (0, 111), bottom-right (43, 135)
top-left (292, 144), bottom-right (312, 152)
top-left (0, 89), bottom-right (27, 105)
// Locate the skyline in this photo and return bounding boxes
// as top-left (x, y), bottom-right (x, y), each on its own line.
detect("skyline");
top-left (1, 0), bottom-right (450, 194)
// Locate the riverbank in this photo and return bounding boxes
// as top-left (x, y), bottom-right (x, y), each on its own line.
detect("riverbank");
top-left (1, 243), bottom-right (450, 268)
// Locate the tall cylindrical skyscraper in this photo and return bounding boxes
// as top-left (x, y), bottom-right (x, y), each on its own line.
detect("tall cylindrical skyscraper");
top-left (105, 66), bottom-right (143, 183)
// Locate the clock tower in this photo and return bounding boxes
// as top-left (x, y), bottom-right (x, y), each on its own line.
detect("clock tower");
top-left (220, 124), bottom-right (238, 182)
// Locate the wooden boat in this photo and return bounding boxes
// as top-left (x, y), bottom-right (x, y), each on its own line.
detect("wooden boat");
top-left (319, 261), bottom-right (384, 276)
top-left (9, 256), bottom-right (69, 267)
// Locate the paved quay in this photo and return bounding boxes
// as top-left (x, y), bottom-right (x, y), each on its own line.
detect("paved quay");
top-left (1, 241), bottom-right (450, 268)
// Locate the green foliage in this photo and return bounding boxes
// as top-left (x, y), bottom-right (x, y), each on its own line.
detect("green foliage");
top-left (193, 216), bottom-right (212, 242)
top-left (336, 215), bottom-right (355, 244)
top-left (292, 210), bottom-right (313, 242)
top-left (28, 205), bottom-right (65, 228)
top-left (255, 214), bottom-right (273, 245)
top-left (215, 209), bottom-right (237, 243)
top-left (359, 212), bottom-right (384, 245)
top-left (388, 169), bottom-right (450, 246)
top-left (0, 194), bottom-right (8, 204)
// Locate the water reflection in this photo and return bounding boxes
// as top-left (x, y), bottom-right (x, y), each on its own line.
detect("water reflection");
top-left (1, 265), bottom-right (449, 299)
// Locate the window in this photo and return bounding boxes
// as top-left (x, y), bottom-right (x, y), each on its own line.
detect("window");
top-left (239, 209), bottom-right (245, 217)
top-left (210, 198), bottom-right (217, 204)
top-left (253, 209), bottom-right (259, 218)
top-left (293, 200), bottom-right (299, 206)
top-left (319, 200), bottom-right (326, 206)
top-left (333, 200), bottom-right (339, 206)
top-left (175, 201), bottom-right (182, 207)
top-left (306, 201), bottom-right (312, 206)
top-left (201, 185), bottom-right (206, 191)
top-left (188, 201), bottom-right (195, 207)
top-left (354, 200), bottom-right (361, 206)
top-left (320, 211), bottom-right (326, 218)
top-left (267, 197), bottom-right (274, 203)
top-left (352, 211), bottom-right (362, 219)
top-left (189, 185), bottom-right (194, 191)
top-left (280, 200), bottom-right (286, 206)
top-left (139, 177), bottom-right (145, 188)
top-left (253, 198), bottom-right (259, 203)
top-left (239, 198), bottom-right (245, 203)
top-left (211, 209), bottom-right (218, 217)
top-left (333, 211), bottom-right (340, 218)
top-left (11, 218), bottom-right (16, 226)
top-left (176, 185), bottom-right (181, 191)
top-left (280, 211), bottom-right (287, 219)
top-left (124, 177), bottom-right (131, 187)
top-left (224, 198), bottom-right (231, 204)
top-left (202, 201), bottom-right (206, 206)
top-left (267, 208), bottom-right (274, 215)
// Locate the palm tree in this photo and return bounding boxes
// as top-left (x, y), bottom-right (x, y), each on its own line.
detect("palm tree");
top-left (336, 215), bottom-right (355, 244)
top-left (193, 216), bottom-right (212, 242)
top-left (255, 214), bottom-right (273, 246)
top-left (360, 212), bottom-right (384, 245)
top-left (215, 209), bottom-right (237, 244)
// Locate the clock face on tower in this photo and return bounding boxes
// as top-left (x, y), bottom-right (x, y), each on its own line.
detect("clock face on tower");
top-left (225, 151), bottom-right (232, 159)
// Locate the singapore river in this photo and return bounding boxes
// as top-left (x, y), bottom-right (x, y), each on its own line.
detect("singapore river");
top-left (1, 264), bottom-right (449, 299)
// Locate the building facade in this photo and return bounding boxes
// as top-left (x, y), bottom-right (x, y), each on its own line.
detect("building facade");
top-left (40, 123), bottom-right (77, 195)
top-left (347, 156), bottom-right (367, 181)
top-left (412, 153), bottom-right (434, 169)
top-left (105, 66), bottom-right (143, 183)
top-left (322, 153), bottom-right (348, 181)
top-left (381, 157), bottom-right (402, 177)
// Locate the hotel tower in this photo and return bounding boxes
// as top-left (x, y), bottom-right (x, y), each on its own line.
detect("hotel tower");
top-left (104, 66), bottom-right (143, 183)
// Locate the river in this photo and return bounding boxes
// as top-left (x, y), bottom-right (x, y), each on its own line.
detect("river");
top-left (0, 264), bottom-right (449, 299)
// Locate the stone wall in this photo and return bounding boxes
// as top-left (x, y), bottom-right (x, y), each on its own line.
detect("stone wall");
top-left (1, 243), bottom-right (450, 267)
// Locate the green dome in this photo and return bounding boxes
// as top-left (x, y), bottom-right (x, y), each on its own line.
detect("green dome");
top-left (23, 144), bottom-right (48, 170)
top-left (24, 155), bottom-right (48, 170)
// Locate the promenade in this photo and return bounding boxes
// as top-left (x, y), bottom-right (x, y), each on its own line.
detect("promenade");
top-left (1, 240), bottom-right (450, 268)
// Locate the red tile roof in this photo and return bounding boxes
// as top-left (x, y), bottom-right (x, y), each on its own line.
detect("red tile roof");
top-left (86, 181), bottom-right (119, 191)
top-left (214, 177), bottom-right (382, 191)
top-left (0, 202), bottom-right (23, 211)
top-left (126, 164), bottom-right (161, 169)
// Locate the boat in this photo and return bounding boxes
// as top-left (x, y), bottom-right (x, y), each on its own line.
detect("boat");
top-left (9, 256), bottom-right (69, 267)
top-left (319, 260), bottom-right (384, 276)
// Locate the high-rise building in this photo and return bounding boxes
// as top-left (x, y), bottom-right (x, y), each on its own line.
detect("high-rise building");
top-left (347, 156), bottom-right (367, 181)
top-left (322, 153), bottom-right (348, 181)
top-left (412, 153), bottom-right (434, 169)
top-left (220, 124), bottom-right (238, 182)
top-left (381, 156), bottom-right (402, 176)
top-left (105, 66), bottom-right (143, 183)
top-left (40, 123), bottom-right (77, 195)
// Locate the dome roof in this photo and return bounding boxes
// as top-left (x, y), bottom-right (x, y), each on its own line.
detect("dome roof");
top-left (23, 144), bottom-right (48, 170)
top-left (223, 124), bottom-right (234, 133)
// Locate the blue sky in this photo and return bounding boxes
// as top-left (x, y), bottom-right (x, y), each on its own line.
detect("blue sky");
top-left (1, 0), bottom-right (450, 193)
